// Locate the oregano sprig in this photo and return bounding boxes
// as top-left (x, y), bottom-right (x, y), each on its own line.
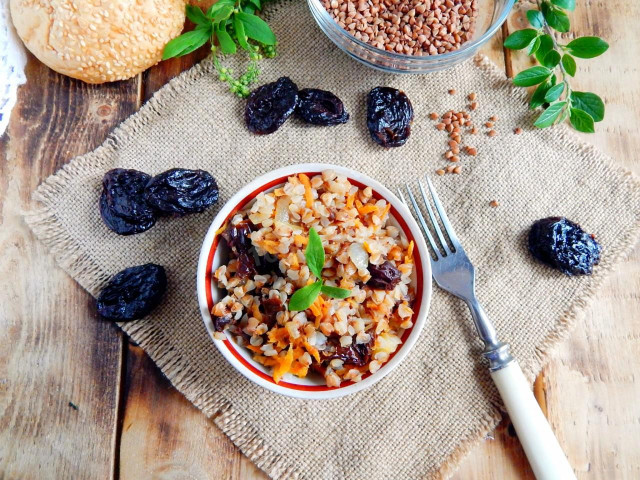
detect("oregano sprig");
top-left (289, 227), bottom-right (351, 311)
top-left (504, 0), bottom-right (608, 132)
top-left (163, 0), bottom-right (277, 98)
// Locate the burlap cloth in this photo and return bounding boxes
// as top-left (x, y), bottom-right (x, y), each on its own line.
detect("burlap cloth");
top-left (24, 1), bottom-right (640, 478)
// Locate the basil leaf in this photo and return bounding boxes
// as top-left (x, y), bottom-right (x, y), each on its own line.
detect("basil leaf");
top-left (305, 227), bottom-right (325, 279)
top-left (566, 36), bottom-right (609, 58)
top-left (534, 34), bottom-right (554, 63)
top-left (527, 36), bottom-right (541, 55)
top-left (504, 29), bottom-right (539, 50)
top-left (211, 5), bottom-right (234, 24)
top-left (250, 0), bottom-right (262, 10)
top-left (235, 12), bottom-right (276, 45)
top-left (513, 66), bottom-right (552, 87)
top-left (320, 285), bottom-right (352, 299)
top-left (541, 2), bottom-right (570, 32)
top-left (526, 10), bottom-right (545, 28)
top-left (570, 91), bottom-right (605, 122)
top-left (534, 101), bottom-right (567, 128)
top-left (551, 0), bottom-right (575, 11)
top-left (186, 5), bottom-right (209, 25)
top-left (243, 4), bottom-right (256, 14)
top-left (561, 54), bottom-right (576, 76)
top-left (216, 24), bottom-right (237, 55)
top-left (544, 83), bottom-right (564, 102)
top-left (289, 281), bottom-right (322, 311)
top-left (569, 108), bottom-right (595, 133)
top-left (206, 0), bottom-right (235, 18)
top-left (162, 29), bottom-right (211, 59)
top-left (530, 81), bottom-right (551, 109)
top-left (542, 50), bottom-right (561, 68)
top-left (233, 14), bottom-right (251, 51)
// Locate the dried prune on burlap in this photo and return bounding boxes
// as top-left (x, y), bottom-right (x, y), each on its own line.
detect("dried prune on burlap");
top-left (245, 77), bottom-right (298, 134)
top-left (97, 264), bottom-right (167, 321)
top-left (367, 261), bottom-right (401, 290)
top-left (144, 168), bottom-right (218, 216)
top-left (366, 87), bottom-right (414, 147)
top-left (100, 168), bottom-right (156, 235)
top-left (295, 88), bottom-right (349, 126)
top-left (528, 216), bottom-right (602, 276)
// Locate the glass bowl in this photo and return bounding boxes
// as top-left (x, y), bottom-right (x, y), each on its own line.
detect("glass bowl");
top-left (307, 0), bottom-right (515, 73)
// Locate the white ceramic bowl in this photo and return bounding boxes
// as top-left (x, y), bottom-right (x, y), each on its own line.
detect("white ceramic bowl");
top-left (197, 164), bottom-right (432, 399)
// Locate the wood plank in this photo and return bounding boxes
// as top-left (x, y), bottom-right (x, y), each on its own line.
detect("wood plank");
top-left (0, 53), bottom-right (138, 478)
top-left (499, 1), bottom-right (640, 479)
top-left (119, 345), bottom-right (265, 480)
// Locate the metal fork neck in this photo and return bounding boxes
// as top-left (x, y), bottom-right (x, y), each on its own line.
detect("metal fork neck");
top-left (465, 297), bottom-right (514, 371)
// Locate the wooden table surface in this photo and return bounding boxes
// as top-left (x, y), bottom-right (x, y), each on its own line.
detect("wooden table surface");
top-left (2, 1), bottom-right (639, 478)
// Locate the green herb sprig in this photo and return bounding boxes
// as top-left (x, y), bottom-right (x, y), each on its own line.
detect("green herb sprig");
top-left (504, 0), bottom-right (608, 132)
top-left (289, 228), bottom-right (351, 312)
top-left (163, 0), bottom-right (277, 97)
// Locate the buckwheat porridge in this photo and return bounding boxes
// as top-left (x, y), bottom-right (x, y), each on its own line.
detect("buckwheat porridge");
top-left (210, 170), bottom-right (416, 387)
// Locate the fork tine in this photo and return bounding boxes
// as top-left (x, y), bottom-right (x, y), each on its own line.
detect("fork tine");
top-left (425, 175), bottom-right (461, 247)
top-left (402, 185), bottom-right (441, 258)
top-left (418, 180), bottom-right (451, 255)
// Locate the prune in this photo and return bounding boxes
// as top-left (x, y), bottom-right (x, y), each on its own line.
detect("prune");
top-left (324, 338), bottom-right (372, 367)
top-left (245, 77), bottom-right (298, 134)
top-left (223, 219), bottom-right (256, 255)
top-left (222, 220), bottom-right (258, 278)
top-left (295, 88), bottom-right (349, 126)
top-left (100, 169), bottom-right (157, 235)
top-left (260, 296), bottom-right (284, 328)
top-left (255, 254), bottom-right (280, 276)
top-left (213, 315), bottom-right (233, 332)
top-left (144, 168), bottom-right (219, 216)
top-left (528, 217), bottom-right (602, 276)
top-left (367, 261), bottom-right (401, 290)
top-left (236, 252), bottom-right (258, 279)
top-left (366, 87), bottom-right (414, 148)
top-left (96, 264), bottom-right (167, 321)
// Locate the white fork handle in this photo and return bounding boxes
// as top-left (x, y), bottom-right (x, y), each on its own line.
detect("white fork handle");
top-left (491, 361), bottom-right (577, 480)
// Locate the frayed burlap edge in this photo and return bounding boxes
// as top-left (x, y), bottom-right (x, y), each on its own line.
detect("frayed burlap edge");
top-left (23, 53), bottom-right (640, 480)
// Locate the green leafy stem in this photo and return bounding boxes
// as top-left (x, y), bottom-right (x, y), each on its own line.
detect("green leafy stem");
top-left (289, 228), bottom-right (351, 312)
top-left (162, 0), bottom-right (277, 97)
top-left (504, 0), bottom-right (608, 132)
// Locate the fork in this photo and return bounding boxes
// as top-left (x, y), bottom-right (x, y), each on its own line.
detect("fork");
top-left (400, 177), bottom-right (576, 480)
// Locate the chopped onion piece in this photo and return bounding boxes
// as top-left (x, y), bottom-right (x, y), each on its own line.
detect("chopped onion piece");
top-left (275, 196), bottom-right (291, 224)
top-left (348, 242), bottom-right (369, 271)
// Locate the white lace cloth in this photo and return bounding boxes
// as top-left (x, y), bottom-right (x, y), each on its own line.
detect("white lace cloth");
top-left (0, 0), bottom-right (26, 137)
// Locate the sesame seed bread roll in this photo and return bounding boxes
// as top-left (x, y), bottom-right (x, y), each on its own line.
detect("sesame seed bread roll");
top-left (10, 0), bottom-right (187, 84)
